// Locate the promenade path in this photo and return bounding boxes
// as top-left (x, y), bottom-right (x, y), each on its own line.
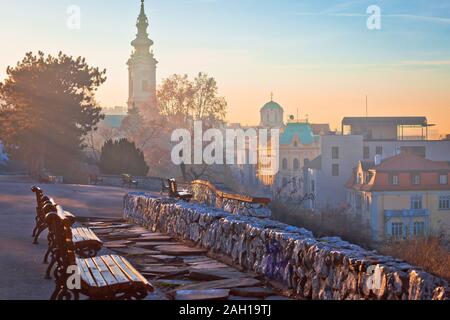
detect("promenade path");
top-left (0, 178), bottom-right (138, 299)
top-left (0, 178), bottom-right (287, 300)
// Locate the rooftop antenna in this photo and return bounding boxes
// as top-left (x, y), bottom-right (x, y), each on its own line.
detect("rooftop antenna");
top-left (365, 95), bottom-right (368, 117)
top-left (270, 92), bottom-right (274, 102)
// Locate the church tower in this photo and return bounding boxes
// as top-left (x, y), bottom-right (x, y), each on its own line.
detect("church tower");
top-left (127, 0), bottom-right (158, 115)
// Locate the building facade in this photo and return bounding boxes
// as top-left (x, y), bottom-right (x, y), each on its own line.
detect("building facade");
top-left (228, 98), bottom-right (325, 198)
top-left (275, 122), bottom-right (320, 197)
top-left (306, 117), bottom-right (450, 209)
top-left (346, 154), bottom-right (450, 241)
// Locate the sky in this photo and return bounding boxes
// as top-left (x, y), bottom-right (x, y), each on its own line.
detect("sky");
top-left (1, 0), bottom-right (450, 135)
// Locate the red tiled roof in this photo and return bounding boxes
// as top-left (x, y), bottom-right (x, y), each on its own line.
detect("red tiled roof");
top-left (375, 153), bottom-right (450, 172)
top-left (346, 154), bottom-right (450, 192)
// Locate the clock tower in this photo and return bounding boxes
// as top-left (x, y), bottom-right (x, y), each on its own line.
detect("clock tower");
top-left (127, 0), bottom-right (158, 115)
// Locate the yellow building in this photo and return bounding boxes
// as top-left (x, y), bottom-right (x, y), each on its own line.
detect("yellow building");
top-left (346, 153), bottom-right (450, 241)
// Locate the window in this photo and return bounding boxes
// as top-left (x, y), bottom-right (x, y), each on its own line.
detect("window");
top-left (293, 141), bottom-right (298, 147)
top-left (282, 158), bottom-right (288, 170)
top-left (391, 223), bottom-right (403, 239)
top-left (282, 177), bottom-right (288, 186)
top-left (439, 174), bottom-right (448, 185)
top-left (439, 195), bottom-right (450, 210)
top-left (293, 158), bottom-right (300, 171)
top-left (376, 146), bottom-right (383, 155)
top-left (411, 173), bottom-right (421, 185)
top-left (332, 164), bottom-right (339, 177)
top-left (304, 158), bottom-right (310, 166)
top-left (390, 174), bottom-right (399, 185)
top-left (363, 146), bottom-right (370, 159)
top-left (293, 178), bottom-right (297, 190)
top-left (332, 147), bottom-right (339, 160)
top-left (411, 195), bottom-right (423, 210)
top-left (413, 222), bottom-right (425, 237)
top-left (311, 180), bottom-right (315, 193)
top-left (400, 146), bottom-right (425, 158)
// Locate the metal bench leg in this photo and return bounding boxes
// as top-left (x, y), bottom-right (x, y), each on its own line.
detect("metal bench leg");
top-left (44, 247), bottom-right (51, 264)
top-left (45, 256), bottom-right (56, 279)
top-left (33, 224), bottom-right (46, 244)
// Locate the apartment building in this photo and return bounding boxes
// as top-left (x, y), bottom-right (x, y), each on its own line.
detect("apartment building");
top-left (346, 153), bottom-right (450, 240)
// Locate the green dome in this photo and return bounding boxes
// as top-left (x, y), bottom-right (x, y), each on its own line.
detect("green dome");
top-left (261, 101), bottom-right (283, 111)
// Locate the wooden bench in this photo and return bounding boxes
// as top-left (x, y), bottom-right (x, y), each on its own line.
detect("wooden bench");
top-left (45, 211), bottom-right (153, 300)
top-left (43, 203), bottom-right (103, 279)
top-left (31, 187), bottom-right (103, 278)
top-left (160, 178), bottom-right (171, 195)
top-left (31, 186), bottom-right (53, 244)
top-left (168, 179), bottom-right (193, 202)
top-left (122, 174), bottom-right (138, 188)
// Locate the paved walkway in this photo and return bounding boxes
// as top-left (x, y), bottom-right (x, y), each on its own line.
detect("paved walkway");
top-left (0, 180), bottom-right (133, 300)
top-left (0, 179), bottom-right (287, 300)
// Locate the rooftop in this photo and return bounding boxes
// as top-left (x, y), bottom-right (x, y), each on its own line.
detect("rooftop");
top-left (346, 153), bottom-right (450, 192)
top-left (342, 117), bottom-right (429, 127)
top-left (280, 122), bottom-right (318, 145)
top-left (375, 153), bottom-right (450, 172)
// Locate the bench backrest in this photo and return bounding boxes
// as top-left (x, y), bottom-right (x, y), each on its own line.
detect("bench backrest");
top-left (31, 186), bottom-right (43, 204)
top-left (45, 209), bottom-right (77, 269)
top-left (31, 186), bottom-right (57, 218)
top-left (168, 179), bottom-right (178, 195)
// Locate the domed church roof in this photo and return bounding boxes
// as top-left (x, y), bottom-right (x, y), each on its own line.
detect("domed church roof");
top-left (261, 100), bottom-right (283, 112)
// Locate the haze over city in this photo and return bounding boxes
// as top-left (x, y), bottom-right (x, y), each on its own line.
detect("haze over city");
top-left (1, 0), bottom-right (449, 134)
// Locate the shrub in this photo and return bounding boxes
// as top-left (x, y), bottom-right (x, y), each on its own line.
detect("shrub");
top-left (99, 138), bottom-right (149, 176)
top-left (381, 235), bottom-right (450, 281)
top-left (271, 201), bottom-right (450, 281)
top-left (270, 201), bottom-right (373, 249)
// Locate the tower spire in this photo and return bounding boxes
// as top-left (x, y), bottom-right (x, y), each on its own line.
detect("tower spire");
top-left (131, 0), bottom-right (153, 56)
top-left (127, 0), bottom-right (158, 115)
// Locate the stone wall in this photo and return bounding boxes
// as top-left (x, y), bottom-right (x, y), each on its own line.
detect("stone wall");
top-left (189, 180), bottom-right (271, 218)
top-left (124, 193), bottom-right (449, 300)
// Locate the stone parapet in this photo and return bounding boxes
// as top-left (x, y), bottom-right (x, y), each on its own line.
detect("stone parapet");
top-left (189, 180), bottom-right (271, 218)
top-left (124, 193), bottom-right (449, 300)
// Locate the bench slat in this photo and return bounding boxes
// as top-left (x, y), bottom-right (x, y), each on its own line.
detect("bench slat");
top-left (110, 255), bottom-right (142, 284)
top-left (91, 257), bottom-right (119, 287)
top-left (72, 227), bottom-right (102, 244)
top-left (100, 256), bottom-right (130, 285)
top-left (85, 258), bottom-right (108, 287)
top-left (112, 255), bottom-right (150, 287)
top-left (76, 258), bottom-right (97, 288)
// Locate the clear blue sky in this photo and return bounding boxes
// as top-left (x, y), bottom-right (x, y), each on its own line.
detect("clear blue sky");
top-left (1, 0), bottom-right (449, 133)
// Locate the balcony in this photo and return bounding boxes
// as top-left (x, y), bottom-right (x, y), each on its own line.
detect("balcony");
top-left (384, 209), bottom-right (429, 218)
top-left (384, 209), bottom-right (430, 239)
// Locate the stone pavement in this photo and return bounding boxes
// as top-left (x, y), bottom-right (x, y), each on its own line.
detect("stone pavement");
top-left (79, 218), bottom-right (288, 300)
top-left (0, 179), bottom-right (288, 300)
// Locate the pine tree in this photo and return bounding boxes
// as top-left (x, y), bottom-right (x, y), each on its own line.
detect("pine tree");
top-left (0, 51), bottom-right (106, 176)
top-left (99, 138), bottom-right (149, 176)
